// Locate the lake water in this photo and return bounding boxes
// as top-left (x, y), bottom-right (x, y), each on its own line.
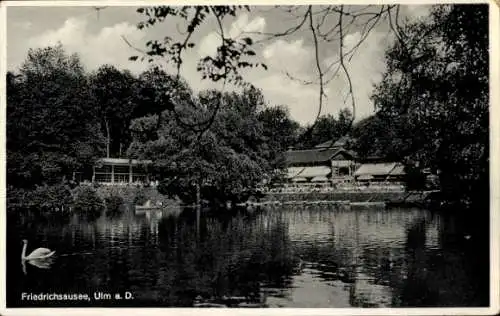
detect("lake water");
top-left (7, 205), bottom-right (489, 307)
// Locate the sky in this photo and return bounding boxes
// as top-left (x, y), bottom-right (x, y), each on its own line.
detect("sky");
top-left (6, 4), bottom-right (433, 125)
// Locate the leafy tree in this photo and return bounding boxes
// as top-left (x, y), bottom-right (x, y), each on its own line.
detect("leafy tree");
top-left (337, 108), bottom-right (354, 137)
top-left (89, 65), bottom-right (138, 157)
top-left (301, 114), bottom-right (338, 148)
top-left (7, 45), bottom-right (105, 188)
top-left (257, 105), bottom-right (300, 168)
top-left (297, 108), bottom-right (353, 148)
top-left (371, 4), bottom-right (488, 207)
top-left (128, 86), bottom-right (270, 204)
top-left (133, 66), bottom-right (197, 134)
top-left (404, 165), bottom-right (428, 191)
top-left (210, 87), bottom-right (267, 160)
top-left (351, 113), bottom-right (412, 161)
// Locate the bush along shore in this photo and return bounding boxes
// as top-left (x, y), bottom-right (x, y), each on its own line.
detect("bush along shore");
top-left (7, 183), bottom-right (178, 216)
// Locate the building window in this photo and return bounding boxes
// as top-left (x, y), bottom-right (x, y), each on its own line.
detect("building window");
top-left (95, 173), bottom-right (112, 183)
top-left (339, 167), bottom-right (350, 176)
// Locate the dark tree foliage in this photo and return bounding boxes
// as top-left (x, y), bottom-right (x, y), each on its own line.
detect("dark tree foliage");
top-left (369, 4), bottom-right (488, 207)
top-left (134, 67), bottom-right (197, 133)
top-left (257, 105), bottom-right (301, 168)
top-left (404, 166), bottom-right (428, 191)
top-left (89, 65), bottom-right (138, 157)
top-left (7, 45), bottom-right (105, 188)
top-left (297, 108), bottom-right (353, 149)
top-left (128, 87), bottom-right (273, 204)
top-left (351, 113), bottom-right (412, 161)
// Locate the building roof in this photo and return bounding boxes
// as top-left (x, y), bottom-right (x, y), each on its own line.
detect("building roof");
top-left (287, 166), bottom-right (331, 179)
top-left (311, 176), bottom-right (329, 182)
top-left (291, 177), bottom-right (308, 182)
top-left (357, 175), bottom-right (374, 180)
top-left (391, 164), bottom-right (406, 176)
top-left (354, 162), bottom-right (406, 177)
top-left (285, 148), bottom-right (354, 165)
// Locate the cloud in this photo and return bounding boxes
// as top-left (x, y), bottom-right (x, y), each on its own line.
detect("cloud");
top-left (246, 38), bottom-right (319, 124)
top-left (262, 39), bottom-right (312, 75)
top-left (404, 5), bottom-right (432, 21)
top-left (320, 30), bottom-right (393, 121)
top-left (249, 29), bottom-right (391, 125)
top-left (198, 32), bottom-right (219, 58)
top-left (195, 14), bottom-right (328, 125)
top-left (15, 21), bottom-right (33, 30)
top-left (252, 72), bottom-right (319, 124)
top-left (228, 13), bottom-right (266, 38)
top-left (27, 16), bottom-right (148, 74)
top-left (178, 14), bottom-right (267, 94)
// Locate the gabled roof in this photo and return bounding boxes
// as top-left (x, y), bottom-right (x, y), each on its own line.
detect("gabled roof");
top-left (285, 148), bottom-right (354, 165)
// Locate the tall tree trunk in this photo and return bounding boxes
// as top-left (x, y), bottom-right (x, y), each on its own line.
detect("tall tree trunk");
top-left (105, 118), bottom-right (110, 158)
top-left (196, 179), bottom-right (201, 239)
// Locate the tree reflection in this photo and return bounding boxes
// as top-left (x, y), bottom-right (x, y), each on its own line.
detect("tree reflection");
top-left (390, 214), bottom-right (488, 307)
top-left (155, 209), bottom-right (297, 306)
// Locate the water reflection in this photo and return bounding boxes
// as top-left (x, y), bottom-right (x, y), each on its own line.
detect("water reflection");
top-left (7, 204), bottom-right (487, 307)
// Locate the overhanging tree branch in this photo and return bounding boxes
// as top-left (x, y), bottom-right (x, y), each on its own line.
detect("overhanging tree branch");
top-left (308, 6), bottom-right (326, 131)
top-left (127, 4), bottom-right (419, 148)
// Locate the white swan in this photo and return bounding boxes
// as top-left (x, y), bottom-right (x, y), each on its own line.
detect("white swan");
top-left (21, 239), bottom-right (56, 261)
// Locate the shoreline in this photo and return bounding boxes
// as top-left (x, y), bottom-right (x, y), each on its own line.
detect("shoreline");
top-left (262, 190), bottom-right (437, 204)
